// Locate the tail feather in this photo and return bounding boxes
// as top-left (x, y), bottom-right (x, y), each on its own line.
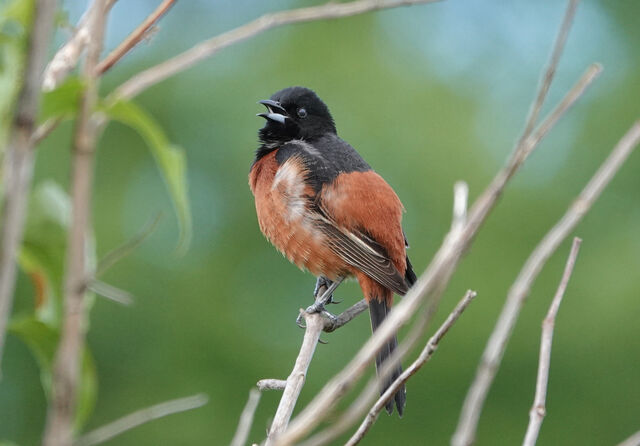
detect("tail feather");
top-left (369, 299), bottom-right (406, 416)
top-left (405, 255), bottom-right (417, 288)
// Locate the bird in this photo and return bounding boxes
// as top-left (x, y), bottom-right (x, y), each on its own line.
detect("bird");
top-left (249, 86), bottom-right (416, 415)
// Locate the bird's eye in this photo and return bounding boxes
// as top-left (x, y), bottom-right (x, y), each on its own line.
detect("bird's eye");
top-left (297, 108), bottom-right (307, 118)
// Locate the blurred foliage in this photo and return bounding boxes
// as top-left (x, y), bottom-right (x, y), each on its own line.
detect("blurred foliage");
top-left (103, 99), bottom-right (191, 251)
top-left (0, 0), bottom-right (33, 153)
top-left (1, 0), bottom-right (639, 445)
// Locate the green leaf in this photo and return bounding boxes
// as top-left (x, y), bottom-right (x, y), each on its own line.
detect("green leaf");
top-left (76, 347), bottom-right (98, 431)
top-left (19, 181), bottom-right (71, 327)
top-left (8, 317), bottom-right (98, 431)
top-left (39, 76), bottom-right (85, 123)
top-left (104, 99), bottom-right (192, 251)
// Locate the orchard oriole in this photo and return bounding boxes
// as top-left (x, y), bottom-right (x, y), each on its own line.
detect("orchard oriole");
top-left (249, 86), bottom-right (416, 415)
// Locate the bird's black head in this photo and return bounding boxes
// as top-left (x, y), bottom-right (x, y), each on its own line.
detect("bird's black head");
top-left (257, 87), bottom-right (336, 152)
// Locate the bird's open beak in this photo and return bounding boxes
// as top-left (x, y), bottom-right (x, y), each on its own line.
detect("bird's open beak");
top-left (257, 99), bottom-right (287, 124)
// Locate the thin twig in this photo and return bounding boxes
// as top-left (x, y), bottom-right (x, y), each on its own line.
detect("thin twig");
top-left (617, 430), bottom-right (640, 446)
top-left (94, 212), bottom-right (162, 277)
top-left (112, 0), bottom-right (440, 100)
top-left (230, 389), bottom-right (262, 446)
top-left (41, 0), bottom-right (117, 91)
top-left (96, 0), bottom-right (176, 75)
top-left (518, 0), bottom-right (579, 141)
top-left (257, 379), bottom-right (287, 391)
top-left (523, 237), bottom-right (582, 446)
top-left (88, 280), bottom-right (134, 306)
top-left (30, 117), bottom-right (61, 146)
top-left (323, 299), bottom-right (368, 332)
top-left (74, 394), bottom-right (208, 446)
top-left (273, 62), bottom-right (601, 446)
top-left (453, 122), bottom-right (640, 446)
top-left (42, 2), bottom-right (109, 445)
top-left (265, 310), bottom-right (325, 446)
top-left (348, 290), bottom-right (477, 446)
top-left (0, 0), bottom-right (58, 370)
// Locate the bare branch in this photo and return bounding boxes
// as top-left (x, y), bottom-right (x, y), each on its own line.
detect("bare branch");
top-left (523, 237), bottom-right (582, 446)
top-left (519, 0), bottom-right (579, 141)
top-left (0, 0), bottom-right (58, 369)
top-left (347, 290), bottom-right (477, 446)
top-left (30, 117), bottom-right (61, 146)
top-left (75, 393), bottom-right (208, 446)
top-left (323, 299), bottom-right (368, 332)
top-left (273, 61), bottom-right (600, 446)
top-left (265, 311), bottom-right (325, 446)
top-left (112, 0), bottom-right (440, 100)
top-left (617, 430), bottom-right (640, 446)
top-left (230, 389), bottom-right (262, 446)
top-left (453, 122), bottom-right (640, 446)
top-left (96, 0), bottom-right (176, 75)
top-left (42, 0), bottom-right (117, 91)
top-left (257, 379), bottom-right (287, 391)
top-left (42, 2), bottom-right (109, 444)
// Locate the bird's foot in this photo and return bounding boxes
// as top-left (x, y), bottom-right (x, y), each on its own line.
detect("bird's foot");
top-left (313, 277), bottom-right (342, 304)
top-left (296, 277), bottom-right (343, 328)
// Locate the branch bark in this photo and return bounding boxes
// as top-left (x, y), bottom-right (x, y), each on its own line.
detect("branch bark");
top-left (42, 1), bottom-right (109, 444)
top-left (0, 0), bottom-right (58, 370)
top-left (452, 122), bottom-right (640, 446)
top-left (523, 237), bottom-right (582, 446)
top-left (112, 0), bottom-right (440, 101)
top-left (617, 430), bottom-right (640, 446)
top-left (41, 0), bottom-right (117, 91)
top-left (95, 0), bottom-right (176, 75)
top-left (265, 311), bottom-right (325, 446)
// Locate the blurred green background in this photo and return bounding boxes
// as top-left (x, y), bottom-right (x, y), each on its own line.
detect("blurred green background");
top-left (1, 0), bottom-right (639, 444)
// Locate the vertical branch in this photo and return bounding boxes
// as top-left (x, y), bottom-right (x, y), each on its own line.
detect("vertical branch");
top-left (42, 0), bottom-right (117, 91)
top-left (523, 237), bottom-right (582, 446)
top-left (42, 1), bottom-right (108, 445)
top-left (265, 312), bottom-right (325, 446)
top-left (0, 0), bottom-right (58, 369)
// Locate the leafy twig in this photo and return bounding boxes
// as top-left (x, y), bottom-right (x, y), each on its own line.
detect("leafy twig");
top-left (0, 0), bottom-right (58, 370)
top-left (42, 1), bottom-right (109, 444)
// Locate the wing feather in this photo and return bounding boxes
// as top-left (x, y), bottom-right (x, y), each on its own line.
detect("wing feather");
top-left (314, 214), bottom-right (409, 295)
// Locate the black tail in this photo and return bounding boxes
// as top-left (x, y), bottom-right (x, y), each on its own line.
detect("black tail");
top-left (369, 299), bottom-right (406, 416)
top-left (405, 255), bottom-right (417, 288)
